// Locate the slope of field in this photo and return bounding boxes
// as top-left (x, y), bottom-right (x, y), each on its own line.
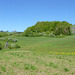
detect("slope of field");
top-left (14, 35), bottom-right (75, 52)
top-left (0, 36), bottom-right (75, 75)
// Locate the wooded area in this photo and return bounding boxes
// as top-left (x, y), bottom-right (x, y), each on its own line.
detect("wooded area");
top-left (23, 21), bottom-right (72, 37)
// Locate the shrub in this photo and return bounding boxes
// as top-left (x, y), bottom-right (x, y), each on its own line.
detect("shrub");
top-left (0, 32), bottom-right (8, 37)
top-left (8, 44), bottom-right (14, 49)
top-left (15, 44), bottom-right (21, 48)
top-left (8, 38), bottom-right (13, 42)
top-left (8, 38), bottom-right (18, 42)
top-left (0, 38), bottom-right (18, 42)
top-left (0, 38), bottom-right (8, 42)
top-left (8, 44), bottom-right (21, 49)
top-left (0, 34), bottom-right (2, 37)
top-left (0, 38), bottom-right (4, 41)
top-left (0, 43), bottom-right (2, 50)
top-left (56, 34), bottom-right (66, 38)
top-left (13, 39), bottom-right (18, 42)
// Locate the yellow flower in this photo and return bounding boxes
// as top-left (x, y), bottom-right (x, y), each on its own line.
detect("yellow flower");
top-left (49, 52), bottom-right (53, 53)
top-left (61, 52), bottom-right (65, 54)
top-left (73, 52), bottom-right (75, 54)
top-left (66, 53), bottom-right (70, 55)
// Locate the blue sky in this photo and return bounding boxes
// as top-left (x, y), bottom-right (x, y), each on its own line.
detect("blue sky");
top-left (0, 0), bottom-right (75, 32)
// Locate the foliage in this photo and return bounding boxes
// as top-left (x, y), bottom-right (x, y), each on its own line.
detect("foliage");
top-left (0, 43), bottom-right (2, 50)
top-left (56, 34), bottom-right (66, 38)
top-left (0, 32), bottom-right (8, 37)
top-left (0, 37), bottom-right (20, 50)
top-left (8, 38), bottom-right (18, 42)
top-left (15, 44), bottom-right (21, 48)
top-left (8, 44), bottom-right (21, 49)
top-left (0, 38), bottom-right (18, 42)
top-left (23, 21), bottom-right (72, 37)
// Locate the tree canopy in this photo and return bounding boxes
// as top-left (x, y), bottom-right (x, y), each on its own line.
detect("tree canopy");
top-left (23, 21), bottom-right (72, 37)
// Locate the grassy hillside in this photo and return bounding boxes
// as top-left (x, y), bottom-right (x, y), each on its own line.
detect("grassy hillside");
top-left (0, 36), bottom-right (75, 75)
top-left (5, 36), bottom-right (75, 52)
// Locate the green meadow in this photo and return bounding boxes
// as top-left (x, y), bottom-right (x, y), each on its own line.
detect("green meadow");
top-left (0, 36), bottom-right (75, 75)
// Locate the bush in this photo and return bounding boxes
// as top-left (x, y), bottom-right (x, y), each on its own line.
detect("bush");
top-left (0, 38), bottom-right (5, 41)
top-left (0, 38), bottom-right (18, 42)
top-left (8, 38), bottom-right (13, 42)
top-left (13, 39), bottom-right (18, 42)
top-left (8, 44), bottom-right (21, 49)
top-left (15, 44), bottom-right (21, 48)
top-left (0, 34), bottom-right (2, 37)
top-left (8, 44), bottom-right (14, 49)
top-left (8, 38), bottom-right (18, 42)
top-left (0, 38), bottom-right (9, 42)
top-left (56, 34), bottom-right (66, 38)
top-left (0, 43), bottom-right (2, 50)
top-left (0, 32), bottom-right (8, 37)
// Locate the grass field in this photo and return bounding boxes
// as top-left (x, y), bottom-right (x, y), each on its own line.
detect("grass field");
top-left (0, 36), bottom-right (75, 75)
